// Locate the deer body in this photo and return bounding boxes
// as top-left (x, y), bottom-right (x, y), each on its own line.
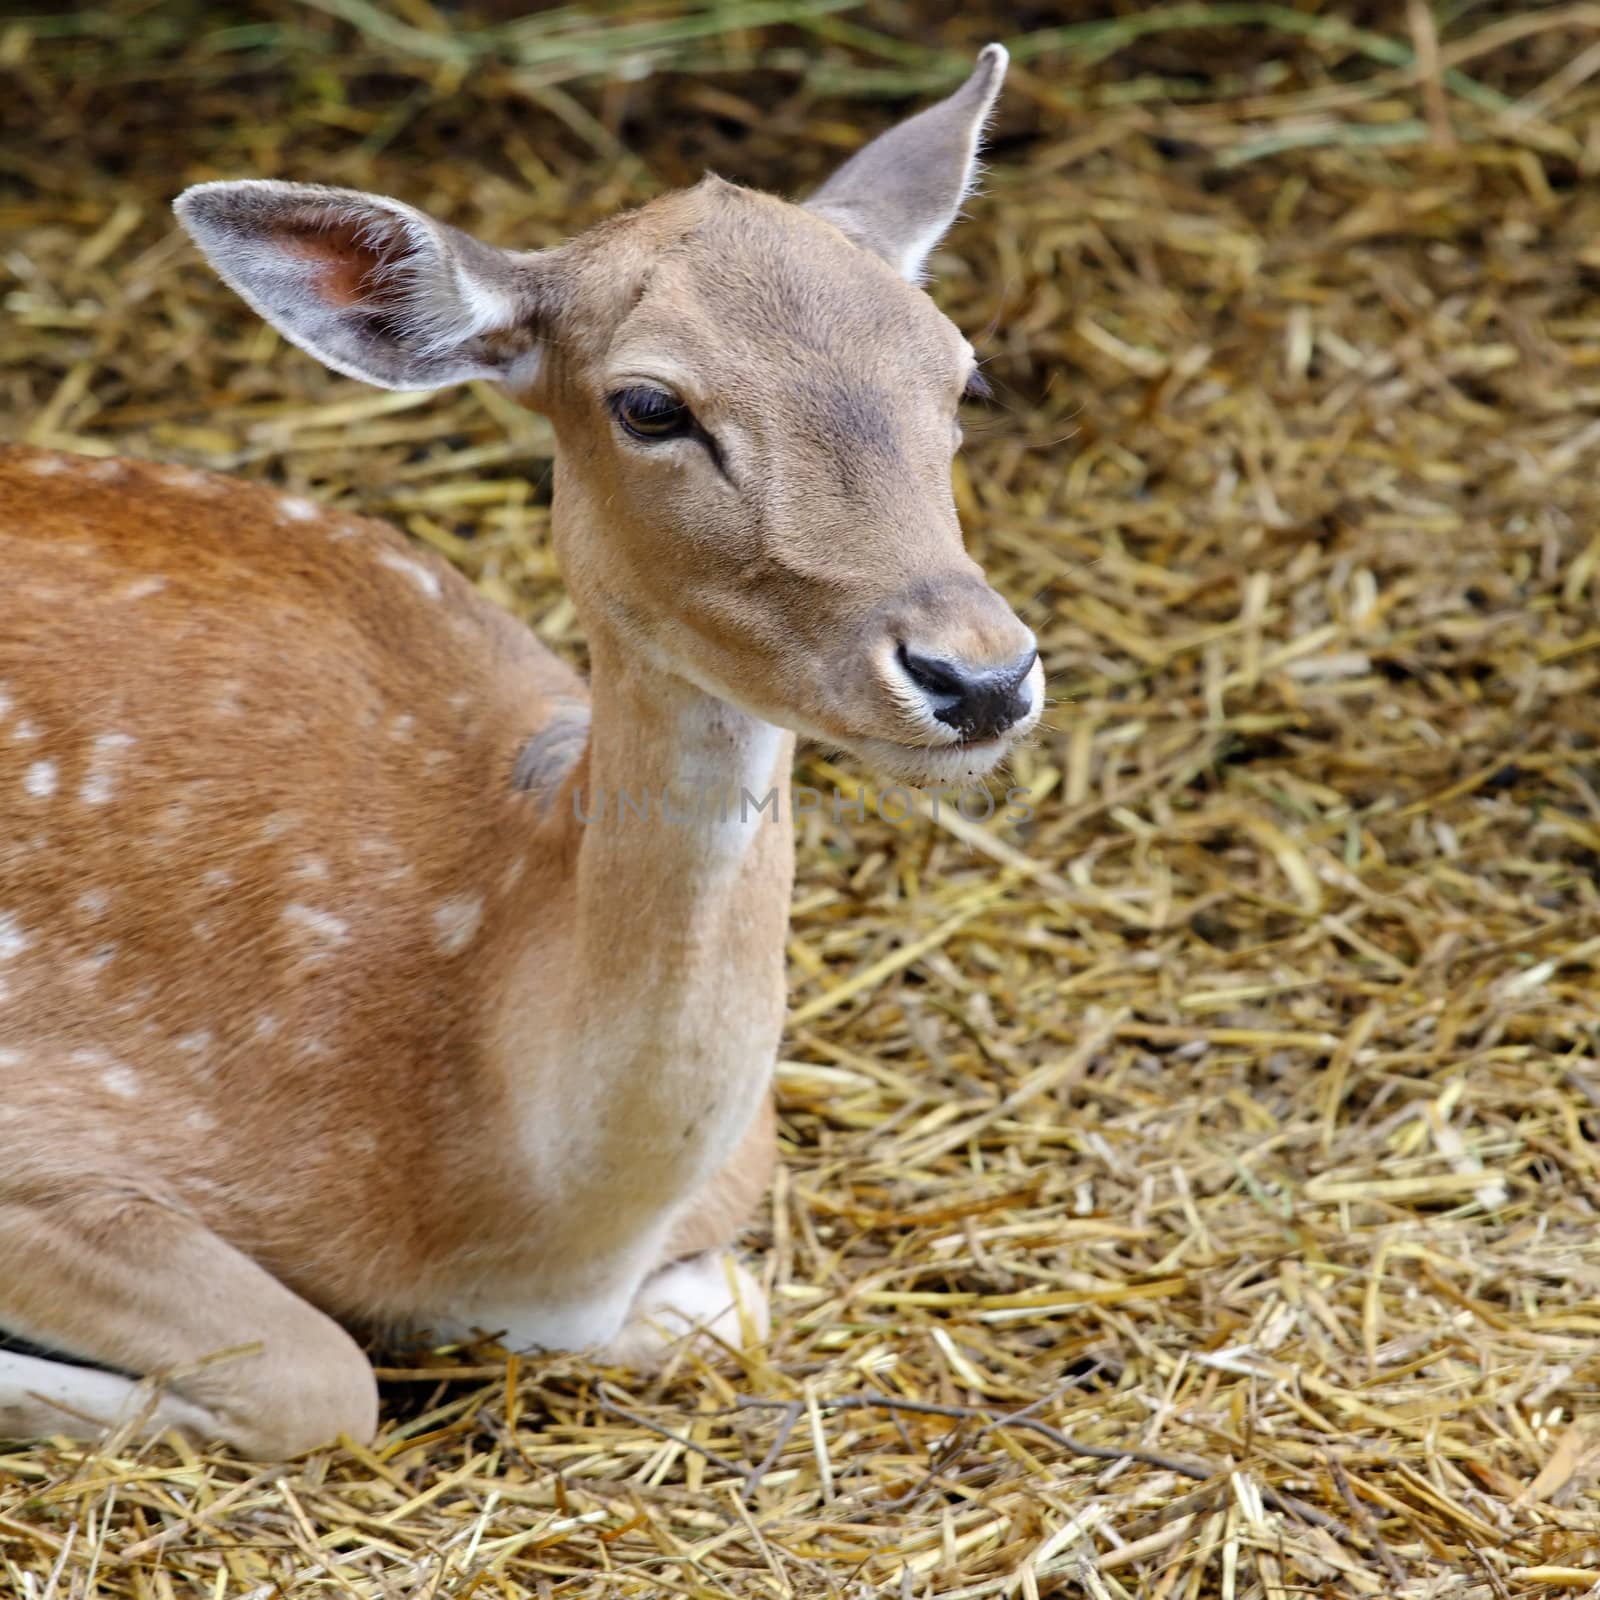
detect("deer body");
top-left (0, 47), bottom-right (1041, 1456)
top-left (2, 456), bottom-right (784, 1371)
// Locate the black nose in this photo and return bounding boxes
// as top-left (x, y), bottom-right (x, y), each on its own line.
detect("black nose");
top-left (897, 642), bottom-right (1037, 741)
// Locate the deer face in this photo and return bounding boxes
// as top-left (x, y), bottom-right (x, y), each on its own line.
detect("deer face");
top-left (175, 47), bottom-right (1039, 782)
top-left (539, 180), bottom-right (1040, 782)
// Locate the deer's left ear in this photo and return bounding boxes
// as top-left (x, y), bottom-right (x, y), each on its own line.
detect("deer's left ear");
top-left (803, 44), bottom-right (1007, 283)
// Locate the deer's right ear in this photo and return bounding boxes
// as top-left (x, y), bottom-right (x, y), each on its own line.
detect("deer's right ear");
top-left (174, 180), bottom-right (550, 392)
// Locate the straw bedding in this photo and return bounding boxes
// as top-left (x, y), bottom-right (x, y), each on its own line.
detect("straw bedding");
top-left (4, 2), bottom-right (1600, 1595)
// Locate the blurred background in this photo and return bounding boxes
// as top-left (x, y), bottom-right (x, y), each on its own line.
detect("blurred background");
top-left (4, 4), bottom-right (1600, 1597)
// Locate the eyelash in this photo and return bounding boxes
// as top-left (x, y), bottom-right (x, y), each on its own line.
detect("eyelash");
top-left (609, 385), bottom-right (730, 478)
top-left (610, 386), bottom-right (696, 442)
top-left (963, 369), bottom-right (993, 403)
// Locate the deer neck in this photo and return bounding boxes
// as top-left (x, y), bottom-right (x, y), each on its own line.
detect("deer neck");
top-left (576, 621), bottom-right (796, 895)
top-left (498, 615), bottom-right (795, 1219)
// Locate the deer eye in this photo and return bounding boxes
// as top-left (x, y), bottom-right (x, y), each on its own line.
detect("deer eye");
top-left (611, 386), bottom-right (694, 441)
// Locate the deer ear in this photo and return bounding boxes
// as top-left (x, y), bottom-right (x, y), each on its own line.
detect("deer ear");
top-left (803, 44), bottom-right (1007, 283)
top-left (174, 180), bottom-right (549, 392)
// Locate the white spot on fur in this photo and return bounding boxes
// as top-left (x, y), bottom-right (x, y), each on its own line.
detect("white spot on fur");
top-left (191, 916), bottom-right (218, 944)
top-left (77, 888), bottom-right (110, 916)
top-left (202, 867), bottom-right (235, 890)
top-left (101, 1064), bottom-right (139, 1099)
top-left (80, 732), bottom-right (135, 805)
top-left (0, 914), bottom-right (31, 962)
top-left (214, 680), bottom-right (244, 718)
top-left (279, 496), bottom-right (319, 522)
top-left (122, 575), bottom-right (167, 600)
top-left (155, 463), bottom-right (217, 493)
top-left (23, 760), bottom-right (56, 799)
top-left (11, 720), bottom-right (39, 741)
top-left (293, 856), bottom-right (329, 881)
top-left (282, 902), bottom-right (349, 945)
top-left (176, 1030), bottom-right (213, 1055)
top-left (260, 812), bottom-right (297, 841)
top-left (500, 857), bottom-right (526, 893)
top-left (83, 944), bottom-right (117, 974)
top-left (0, 1047), bottom-right (21, 1068)
top-left (185, 1108), bottom-right (217, 1133)
top-left (25, 454), bottom-right (65, 475)
top-left (389, 714), bottom-right (415, 740)
top-left (378, 551), bottom-right (442, 599)
top-left (432, 894), bottom-right (483, 957)
top-left (0, 685), bottom-right (12, 720)
top-left (254, 1013), bottom-right (280, 1039)
top-left (85, 458), bottom-right (126, 481)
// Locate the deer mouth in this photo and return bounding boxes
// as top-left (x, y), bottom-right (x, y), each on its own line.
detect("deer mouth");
top-left (846, 729), bottom-right (1021, 786)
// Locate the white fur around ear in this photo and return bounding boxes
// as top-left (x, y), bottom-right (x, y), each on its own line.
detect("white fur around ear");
top-left (804, 44), bottom-right (1008, 282)
top-left (174, 180), bottom-right (545, 392)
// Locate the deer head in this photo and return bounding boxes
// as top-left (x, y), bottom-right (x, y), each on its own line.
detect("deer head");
top-left (174, 46), bottom-right (1041, 784)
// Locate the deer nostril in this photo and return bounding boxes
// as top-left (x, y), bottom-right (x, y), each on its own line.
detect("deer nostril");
top-left (896, 643), bottom-right (970, 700)
top-left (995, 647), bottom-right (1038, 694)
top-left (895, 643), bottom-right (1038, 741)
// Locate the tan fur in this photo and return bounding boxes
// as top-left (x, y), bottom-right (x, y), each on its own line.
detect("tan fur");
top-left (0, 449), bottom-right (787, 1453)
top-left (0, 61), bottom-right (1038, 1457)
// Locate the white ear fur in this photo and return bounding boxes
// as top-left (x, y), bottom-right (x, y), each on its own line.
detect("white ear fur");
top-left (174, 180), bottom-right (544, 392)
top-left (804, 44), bottom-right (1008, 282)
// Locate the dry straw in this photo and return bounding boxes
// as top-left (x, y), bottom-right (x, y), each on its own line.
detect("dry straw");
top-left (4, 2), bottom-right (1600, 1595)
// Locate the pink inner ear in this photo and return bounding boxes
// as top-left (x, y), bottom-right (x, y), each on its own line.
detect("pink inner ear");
top-left (277, 215), bottom-right (397, 310)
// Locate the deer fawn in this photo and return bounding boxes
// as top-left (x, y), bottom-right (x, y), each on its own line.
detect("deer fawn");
top-left (0, 47), bottom-right (1041, 1457)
